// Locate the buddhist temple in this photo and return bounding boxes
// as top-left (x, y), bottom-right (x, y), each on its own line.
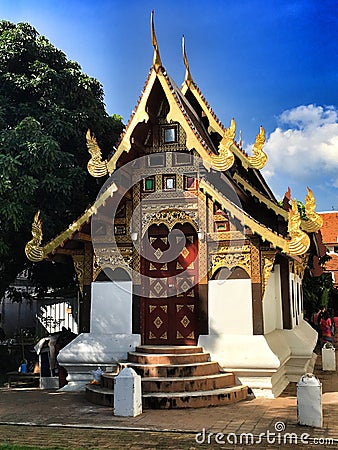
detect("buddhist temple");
top-left (26, 13), bottom-right (323, 403)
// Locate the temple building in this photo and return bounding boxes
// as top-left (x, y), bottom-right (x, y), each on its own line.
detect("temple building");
top-left (26, 14), bottom-right (323, 401)
top-left (319, 211), bottom-right (338, 288)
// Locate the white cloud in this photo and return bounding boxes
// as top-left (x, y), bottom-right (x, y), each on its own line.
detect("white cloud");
top-left (262, 104), bottom-right (338, 181)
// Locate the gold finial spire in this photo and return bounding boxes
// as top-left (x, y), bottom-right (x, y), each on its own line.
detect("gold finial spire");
top-left (182, 35), bottom-right (193, 87)
top-left (151, 10), bottom-right (162, 72)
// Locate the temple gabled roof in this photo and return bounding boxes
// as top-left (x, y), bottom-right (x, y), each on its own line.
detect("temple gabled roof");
top-left (25, 12), bottom-right (323, 262)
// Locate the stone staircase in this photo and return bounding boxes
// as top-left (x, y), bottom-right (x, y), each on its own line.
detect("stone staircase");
top-left (85, 345), bottom-right (248, 409)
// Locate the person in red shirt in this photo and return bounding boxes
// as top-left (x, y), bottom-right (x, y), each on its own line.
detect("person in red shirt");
top-left (320, 311), bottom-right (333, 346)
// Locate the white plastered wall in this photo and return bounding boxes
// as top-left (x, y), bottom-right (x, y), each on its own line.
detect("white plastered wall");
top-left (199, 268), bottom-right (317, 398)
top-left (263, 264), bottom-right (283, 334)
top-left (57, 281), bottom-right (140, 391)
top-left (207, 278), bottom-right (253, 335)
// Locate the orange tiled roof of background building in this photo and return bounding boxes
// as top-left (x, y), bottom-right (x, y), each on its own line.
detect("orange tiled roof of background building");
top-left (319, 212), bottom-right (338, 244)
top-left (326, 253), bottom-right (338, 272)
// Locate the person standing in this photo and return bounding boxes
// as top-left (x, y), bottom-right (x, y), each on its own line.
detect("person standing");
top-left (320, 311), bottom-right (333, 346)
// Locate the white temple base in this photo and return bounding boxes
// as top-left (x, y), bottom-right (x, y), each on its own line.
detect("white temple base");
top-left (199, 319), bottom-right (317, 398)
top-left (57, 333), bottom-right (140, 391)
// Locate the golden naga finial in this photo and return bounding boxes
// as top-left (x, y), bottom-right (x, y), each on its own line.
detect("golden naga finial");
top-left (287, 200), bottom-right (310, 256)
top-left (301, 187), bottom-right (323, 233)
top-left (248, 126), bottom-right (267, 169)
top-left (211, 118), bottom-right (236, 171)
top-left (86, 129), bottom-right (109, 178)
top-left (25, 210), bottom-right (45, 262)
top-left (182, 35), bottom-right (193, 87)
top-left (151, 10), bottom-right (162, 73)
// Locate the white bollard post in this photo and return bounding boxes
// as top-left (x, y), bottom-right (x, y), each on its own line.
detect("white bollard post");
top-left (322, 343), bottom-right (336, 371)
top-left (297, 373), bottom-right (322, 428)
top-left (114, 367), bottom-right (142, 417)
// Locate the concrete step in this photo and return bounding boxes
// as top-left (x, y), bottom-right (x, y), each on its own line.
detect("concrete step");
top-left (86, 384), bottom-right (248, 410)
top-left (128, 351), bottom-right (210, 365)
top-left (101, 371), bottom-right (235, 392)
top-left (142, 372), bottom-right (235, 393)
top-left (85, 345), bottom-right (248, 409)
top-left (85, 384), bottom-right (114, 407)
top-left (143, 386), bottom-right (249, 409)
top-left (101, 373), bottom-right (116, 390)
top-left (135, 345), bottom-right (204, 354)
top-left (122, 361), bottom-right (220, 378)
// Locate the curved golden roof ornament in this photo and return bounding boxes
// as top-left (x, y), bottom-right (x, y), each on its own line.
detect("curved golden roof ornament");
top-left (301, 187), bottom-right (323, 233)
top-left (247, 126), bottom-right (267, 169)
top-left (211, 118), bottom-right (236, 171)
top-left (182, 35), bottom-right (193, 87)
top-left (151, 10), bottom-right (162, 73)
top-left (287, 200), bottom-right (310, 256)
top-left (86, 129), bottom-right (109, 178)
top-left (25, 211), bottom-right (45, 262)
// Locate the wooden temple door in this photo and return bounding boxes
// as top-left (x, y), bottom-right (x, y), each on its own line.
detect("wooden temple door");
top-left (141, 223), bottom-right (199, 345)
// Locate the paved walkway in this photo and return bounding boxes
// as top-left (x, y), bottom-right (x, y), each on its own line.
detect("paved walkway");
top-left (0, 354), bottom-right (338, 449)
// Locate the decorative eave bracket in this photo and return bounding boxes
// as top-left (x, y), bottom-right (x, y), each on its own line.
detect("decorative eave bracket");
top-left (210, 118), bottom-right (235, 171)
top-left (86, 129), bottom-right (109, 178)
top-left (25, 183), bottom-right (118, 262)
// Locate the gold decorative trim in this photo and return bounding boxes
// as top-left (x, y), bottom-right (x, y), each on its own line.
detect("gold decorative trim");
top-left (210, 252), bottom-right (251, 278)
top-left (181, 77), bottom-right (260, 170)
top-left (234, 175), bottom-right (322, 236)
top-left (247, 126), bottom-right (267, 169)
top-left (261, 252), bottom-right (277, 298)
top-left (233, 173), bottom-right (287, 219)
top-left (86, 129), bottom-right (109, 178)
top-left (25, 211), bottom-right (44, 262)
top-left (293, 255), bottom-right (309, 280)
top-left (301, 187), bottom-right (323, 233)
top-left (151, 10), bottom-right (162, 73)
top-left (26, 183), bottom-right (118, 262)
top-left (211, 118), bottom-right (235, 171)
top-left (72, 254), bottom-right (85, 294)
top-left (199, 179), bottom-right (288, 252)
top-left (182, 35), bottom-right (192, 88)
top-left (287, 200), bottom-right (310, 256)
top-left (142, 209), bottom-right (198, 236)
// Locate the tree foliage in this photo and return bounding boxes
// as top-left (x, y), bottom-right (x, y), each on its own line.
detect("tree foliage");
top-left (0, 21), bottom-right (124, 298)
top-left (303, 253), bottom-right (334, 318)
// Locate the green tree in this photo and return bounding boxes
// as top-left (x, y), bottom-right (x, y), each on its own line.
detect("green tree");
top-left (0, 21), bottom-right (124, 298)
top-left (303, 253), bottom-right (334, 319)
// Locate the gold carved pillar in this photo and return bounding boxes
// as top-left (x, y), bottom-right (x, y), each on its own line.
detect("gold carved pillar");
top-left (261, 250), bottom-right (277, 298)
top-left (250, 238), bottom-right (263, 335)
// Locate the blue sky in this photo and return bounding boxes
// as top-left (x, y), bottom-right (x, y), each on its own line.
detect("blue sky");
top-left (1, 0), bottom-right (337, 211)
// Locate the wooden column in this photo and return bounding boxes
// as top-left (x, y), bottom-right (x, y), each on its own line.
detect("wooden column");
top-left (278, 255), bottom-right (292, 330)
top-left (79, 242), bottom-right (93, 333)
top-left (250, 239), bottom-right (264, 335)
